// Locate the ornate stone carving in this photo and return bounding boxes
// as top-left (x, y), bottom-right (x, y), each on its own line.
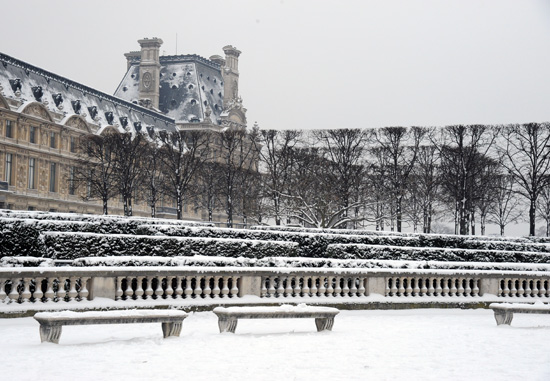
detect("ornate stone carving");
top-left (23, 103), bottom-right (50, 121)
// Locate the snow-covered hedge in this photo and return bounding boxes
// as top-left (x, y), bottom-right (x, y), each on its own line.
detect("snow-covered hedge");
top-left (326, 243), bottom-right (550, 263)
top-left (0, 256), bottom-right (54, 267)
top-left (0, 210), bottom-right (212, 227)
top-left (138, 224), bottom-right (550, 257)
top-left (39, 232), bottom-right (298, 260)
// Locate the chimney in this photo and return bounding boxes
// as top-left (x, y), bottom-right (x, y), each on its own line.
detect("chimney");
top-left (124, 51), bottom-right (141, 71)
top-left (137, 37), bottom-right (163, 109)
top-left (222, 45), bottom-right (241, 107)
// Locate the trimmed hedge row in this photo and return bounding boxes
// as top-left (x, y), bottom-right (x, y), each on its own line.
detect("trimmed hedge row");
top-left (39, 232), bottom-right (298, 260)
top-left (138, 224), bottom-right (550, 257)
top-left (326, 244), bottom-right (550, 263)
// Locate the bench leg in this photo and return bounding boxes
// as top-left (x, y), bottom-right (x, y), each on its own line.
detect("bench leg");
top-left (162, 322), bottom-right (183, 338)
top-left (218, 318), bottom-right (238, 333)
top-left (39, 325), bottom-right (62, 344)
top-left (315, 317), bottom-right (334, 332)
top-left (494, 310), bottom-right (513, 326)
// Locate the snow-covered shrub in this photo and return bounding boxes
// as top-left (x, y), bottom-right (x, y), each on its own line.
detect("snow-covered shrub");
top-left (0, 256), bottom-right (54, 267)
top-left (39, 232), bottom-right (298, 260)
top-left (326, 244), bottom-right (550, 263)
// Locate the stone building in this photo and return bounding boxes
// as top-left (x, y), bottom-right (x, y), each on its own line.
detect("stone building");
top-left (0, 37), bottom-right (247, 220)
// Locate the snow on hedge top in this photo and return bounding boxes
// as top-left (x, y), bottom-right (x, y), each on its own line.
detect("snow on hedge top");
top-left (489, 302), bottom-right (550, 311)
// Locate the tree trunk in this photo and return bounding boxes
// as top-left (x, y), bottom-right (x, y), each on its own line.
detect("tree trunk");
top-left (500, 224), bottom-right (505, 236)
top-left (102, 198), bottom-right (108, 215)
top-left (529, 198), bottom-right (536, 236)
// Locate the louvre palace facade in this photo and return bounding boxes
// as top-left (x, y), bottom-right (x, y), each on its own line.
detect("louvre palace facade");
top-left (0, 37), bottom-right (247, 220)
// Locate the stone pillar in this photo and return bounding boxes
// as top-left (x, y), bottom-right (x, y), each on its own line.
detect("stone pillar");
top-left (367, 276), bottom-right (387, 296)
top-left (238, 275), bottom-right (262, 297)
top-left (222, 45), bottom-right (241, 107)
top-left (138, 37), bottom-right (163, 109)
top-left (88, 277), bottom-right (116, 300)
top-left (479, 278), bottom-right (500, 296)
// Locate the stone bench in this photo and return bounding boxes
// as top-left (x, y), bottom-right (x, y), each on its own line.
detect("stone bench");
top-left (489, 303), bottom-right (550, 325)
top-left (213, 305), bottom-right (339, 333)
top-left (33, 309), bottom-right (188, 343)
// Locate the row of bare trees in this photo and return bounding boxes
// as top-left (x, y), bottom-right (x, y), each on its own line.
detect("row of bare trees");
top-left (72, 122), bottom-right (550, 236)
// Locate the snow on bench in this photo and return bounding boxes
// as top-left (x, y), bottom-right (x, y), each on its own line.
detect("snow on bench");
top-left (489, 302), bottom-right (550, 325)
top-left (33, 309), bottom-right (188, 343)
top-left (212, 304), bottom-right (339, 333)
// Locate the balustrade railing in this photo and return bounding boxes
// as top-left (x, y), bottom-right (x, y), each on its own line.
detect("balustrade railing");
top-left (0, 268), bottom-right (549, 309)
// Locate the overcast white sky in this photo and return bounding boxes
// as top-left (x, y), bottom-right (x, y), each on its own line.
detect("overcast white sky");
top-left (2, 0), bottom-right (550, 130)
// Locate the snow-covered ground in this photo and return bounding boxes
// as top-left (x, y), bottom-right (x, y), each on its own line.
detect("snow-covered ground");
top-left (2, 308), bottom-right (550, 380)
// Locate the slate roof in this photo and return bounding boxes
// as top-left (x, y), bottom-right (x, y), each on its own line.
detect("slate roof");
top-left (114, 55), bottom-right (225, 124)
top-left (0, 52), bottom-right (176, 135)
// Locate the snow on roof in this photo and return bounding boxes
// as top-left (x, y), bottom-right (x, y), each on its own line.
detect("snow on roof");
top-left (0, 52), bottom-right (176, 135)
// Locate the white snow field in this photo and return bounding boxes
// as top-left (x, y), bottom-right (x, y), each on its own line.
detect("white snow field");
top-left (2, 308), bottom-right (550, 381)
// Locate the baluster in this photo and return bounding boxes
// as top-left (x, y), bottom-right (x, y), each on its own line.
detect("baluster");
top-left (203, 276), bottom-right (212, 298)
top-left (21, 278), bottom-right (32, 303)
top-left (449, 278), bottom-right (457, 296)
top-left (9, 278), bottom-right (21, 302)
top-left (33, 277), bottom-right (44, 302)
top-left (510, 278), bottom-right (517, 297)
top-left (115, 277), bottom-right (123, 300)
top-left (209, 276), bottom-right (219, 299)
top-left (472, 278), bottom-right (480, 296)
top-left (0, 279), bottom-right (6, 301)
top-left (184, 276), bottom-right (194, 299)
top-left (326, 276), bottom-right (334, 297)
top-left (193, 277), bottom-right (203, 298)
top-left (230, 277), bottom-right (239, 297)
top-left (537, 280), bottom-right (545, 297)
top-left (427, 278), bottom-right (435, 296)
top-left (155, 277), bottom-right (165, 299)
top-left (544, 280), bottom-right (550, 297)
top-left (357, 278), bottom-right (366, 297)
top-left (342, 277), bottom-right (350, 297)
top-left (221, 277), bottom-right (230, 298)
top-left (435, 278), bottom-right (443, 296)
top-left (457, 278), bottom-right (464, 296)
top-left (302, 277), bottom-right (311, 297)
top-left (442, 278), bottom-right (450, 296)
top-left (44, 278), bottom-right (55, 302)
top-left (397, 278), bottom-right (404, 296)
top-left (350, 277), bottom-right (358, 297)
top-left (420, 278), bottom-right (428, 296)
top-left (145, 276), bottom-right (154, 300)
top-left (531, 280), bottom-right (539, 298)
top-left (284, 276), bottom-right (293, 297)
top-left (310, 277), bottom-right (319, 297)
top-left (464, 278), bottom-right (472, 297)
top-left (502, 279), bottom-right (510, 297)
top-left (412, 278), bottom-right (420, 296)
top-left (523, 279), bottom-right (533, 296)
top-left (268, 277), bottom-right (276, 297)
top-left (68, 277), bottom-right (78, 301)
top-left (292, 277), bottom-right (301, 297)
top-left (404, 277), bottom-right (412, 296)
top-left (390, 277), bottom-right (398, 296)
top-left (165, 276), bottom-right (175, 299)
top-left (123, 277), bottom-right (133, 300)
top-left (277, 276), bottom-right (285, 297)
top-left (334, 277), bottom-right (342, 297)
top-left (135, 276), bottom-right (144, 299)
top-left (517, 279), bottom-right (525, 297)
top-left (57, 278), bottom-right (67, 302)
top-left (261, 277), bottom-right (268, 297)
top-left (79, 277), bottom-right (89, 301)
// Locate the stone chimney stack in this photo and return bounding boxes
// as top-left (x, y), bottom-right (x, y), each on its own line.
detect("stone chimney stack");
top-left (222, 45), bottom-right (241, 107)
top-left (138, 37), bottom-right (163, 109)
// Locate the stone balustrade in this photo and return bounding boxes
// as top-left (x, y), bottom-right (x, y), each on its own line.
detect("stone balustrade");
top-left (0, 268), bottom-right (548, 310)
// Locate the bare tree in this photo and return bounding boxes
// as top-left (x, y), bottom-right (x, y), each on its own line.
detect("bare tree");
top-left (141, 134), bottom-right (165, 218)
top-left (435, 125), bottom-right (498, 235)
top-left (160, 130), bottom-right (211, 220)
top-left (413, 142), bottom-right (440, 233)
top-left (487, 174), bottom-right (522, 236)
top-left (371, 126), bottom-right (425, 232)
top-left (313, 128), bottom-right (369, 229)
top-left (73, 133), bottom-right (119, 215)
top-left (110, 132), bottom-right (148, 216)
top-left (500, 122), bottom-right (550, 236)
top-left (537, 181), bottom-right (550, 237)
top-left (253, 129), bottom-right (302, 225)
top-left (217, 127), bottom-right (257, 228)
